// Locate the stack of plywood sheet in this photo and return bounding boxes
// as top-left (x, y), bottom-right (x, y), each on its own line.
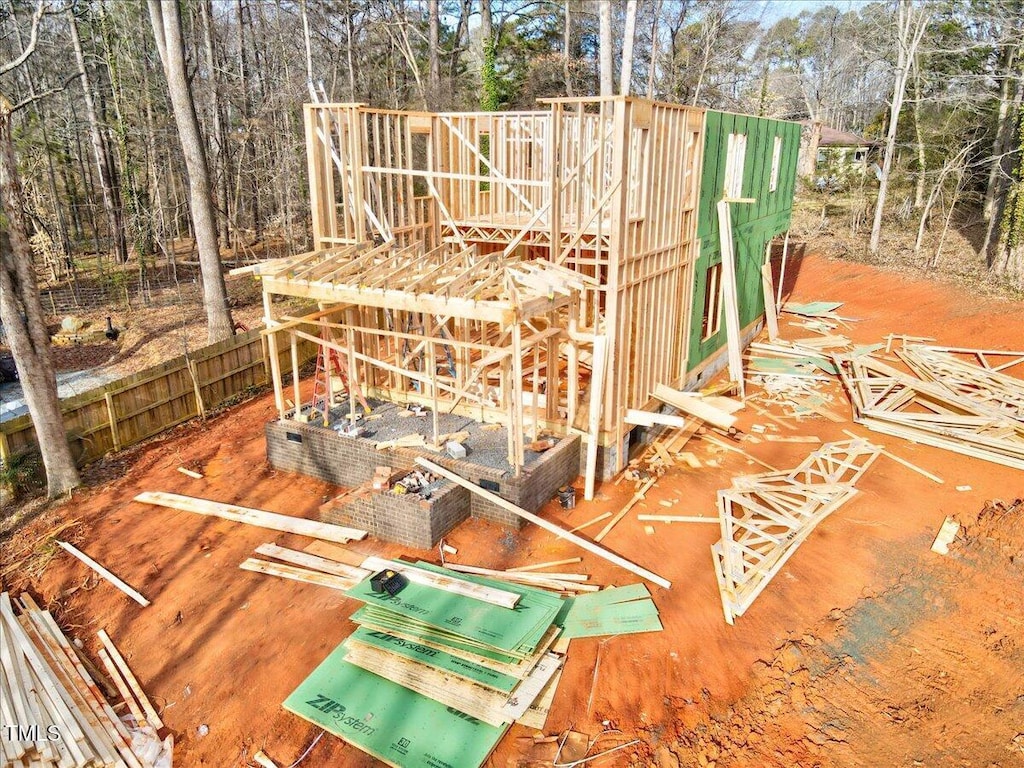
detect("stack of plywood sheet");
top-left (711, 439), bottom-right (881, 625)
top-left (0, 593), bottom-right (171, 768)
top-left (283, 566), bottom-right (567, 767)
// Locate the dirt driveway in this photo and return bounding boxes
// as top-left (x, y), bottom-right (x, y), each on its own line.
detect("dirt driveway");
top-left (3, 251), bottom-right (1023, 768)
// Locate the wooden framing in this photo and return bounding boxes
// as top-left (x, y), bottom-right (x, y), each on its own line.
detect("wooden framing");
top-left (837, 354), bottom-right (1024, 470)
top-left (712, 439), bottom-right (881, 624)
top-left (261, 97), bottom-right (706, 482)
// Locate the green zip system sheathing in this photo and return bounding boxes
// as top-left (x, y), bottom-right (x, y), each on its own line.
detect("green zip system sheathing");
top-left (687, 112), bottom-right (801, 372)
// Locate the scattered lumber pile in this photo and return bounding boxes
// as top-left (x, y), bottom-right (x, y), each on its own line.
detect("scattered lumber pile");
top-left (0, 593), bottom-right (171, 768)
top-left (711, 439), bottom-right (881, 624)
top-left (837, 354), bottom-right (1024, 471)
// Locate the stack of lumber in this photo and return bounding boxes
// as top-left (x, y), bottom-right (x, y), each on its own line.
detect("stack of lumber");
top-left (837, 353), bottom-right (1024, 471)
top-left (283, 567), bottom-right (568, 767)
top-left (442, 559), bottom-right (600, 594)
top-left (0, 593), bottom-right (171, 768)
top-left (711, 439), bottom-right (881, 625)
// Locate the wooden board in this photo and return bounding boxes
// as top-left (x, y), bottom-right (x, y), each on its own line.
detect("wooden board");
top-left (134, 491), bottom-right (367, 543)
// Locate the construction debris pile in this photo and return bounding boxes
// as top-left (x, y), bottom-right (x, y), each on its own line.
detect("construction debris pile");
top-left (838, 345), bottom-right (1024, 470)
top-left (0, 593), bottom-right (171, 768)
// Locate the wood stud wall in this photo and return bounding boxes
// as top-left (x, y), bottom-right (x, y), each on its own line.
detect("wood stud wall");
top-left (273, 97), bottom-right (708, 474)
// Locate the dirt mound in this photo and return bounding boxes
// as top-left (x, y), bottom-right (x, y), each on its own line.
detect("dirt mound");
top-left (655, 498), bottom-right (1024, 768)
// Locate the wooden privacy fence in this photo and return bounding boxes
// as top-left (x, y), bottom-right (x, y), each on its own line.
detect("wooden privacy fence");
top-left (0, 329), bottom-right (318, 467)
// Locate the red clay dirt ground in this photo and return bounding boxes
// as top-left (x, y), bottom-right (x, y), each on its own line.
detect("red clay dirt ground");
top-left (3, 251), bottom-right (1024, 768)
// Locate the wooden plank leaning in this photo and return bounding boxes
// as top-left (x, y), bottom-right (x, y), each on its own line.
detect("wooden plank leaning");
top-left (416, 457), bottom-right (671, 589)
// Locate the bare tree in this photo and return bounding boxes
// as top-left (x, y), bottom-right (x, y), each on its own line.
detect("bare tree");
top-left (67, 8), bottom-right (128, 263)
top-left (868, 0), bottom-right (929, 256)
top-left (428, 0), bottom-right (441, 108)
top-left (0, 96), bottom-right (80, 497)
top-left (599, 0), bottom-right (612, 96)
top-left (147, 0), bottom-right (233, 341)
top-left (619, 0), bottom-right (637, 95)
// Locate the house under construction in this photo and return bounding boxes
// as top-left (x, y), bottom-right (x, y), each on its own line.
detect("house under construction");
top-left (256, 96), bottom-right (799, 541)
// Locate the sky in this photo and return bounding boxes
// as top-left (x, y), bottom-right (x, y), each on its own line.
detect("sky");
top-left (745, 0), bottom-right (877, 24)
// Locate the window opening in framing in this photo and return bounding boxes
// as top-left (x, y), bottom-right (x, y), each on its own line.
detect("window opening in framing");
top-left (770, 136), bottom-right (783, 192)
top-left (702, 262), bottom-right (723, 340)
top-left (724, 133), bottom-right (747, 199)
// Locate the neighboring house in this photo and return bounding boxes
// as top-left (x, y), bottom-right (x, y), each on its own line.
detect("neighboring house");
top-left (799, 120), bottom-right (875, 181)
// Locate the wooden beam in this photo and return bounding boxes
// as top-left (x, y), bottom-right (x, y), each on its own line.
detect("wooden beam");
top-left (133, 491), bottom-right (367, 543)
top-left (717, 200), bottom-right (745, 398)
top-left (416, 457), bottom-right (671, 589)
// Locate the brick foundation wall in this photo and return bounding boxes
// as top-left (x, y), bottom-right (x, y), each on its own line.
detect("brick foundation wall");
top-left (320, 481), bottom-right (470, 550)
top-left (265, 421), bottom-right (580, 539)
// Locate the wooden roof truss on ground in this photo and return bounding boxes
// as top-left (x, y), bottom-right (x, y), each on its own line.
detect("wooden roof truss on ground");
top-left (712, 439), bottom-right (881, 624)
top-left (895, 344), bottom-right (1024, 421)
top-left (262, 97), bottom-right (707, 481)
top-left (837, 354), bottom-right (1024, 471)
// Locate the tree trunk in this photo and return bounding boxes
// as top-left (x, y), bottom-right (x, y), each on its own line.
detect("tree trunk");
top-left (562, 0), bottom-right (573, 97)
top-left (299, 0), bottom-right (314, 87)
top-left (0, 98), bottom-right (81, 497)
top-left (981, 65), bottom-right (1022, 260)
top-left (620, 0), bottom-right (638, 95)
top-left (148, 0), bottom-right (233, 341)
top-left (993, 103), bottom-right (1024, 285)
top-left (912, 57), bottom-right (926, 209)
top-left (199, 0), bottom-right (231, 249)
top-left (428, 0), bottom-right (441, 109)
top-left (599, 0), bottom-right (613, 97)
top-left (982, 37), bottom-right (1020, 226)
top-left (68, 10), bottom-right (129, 263)
top-left (869, 0), bottom-right (929, 256)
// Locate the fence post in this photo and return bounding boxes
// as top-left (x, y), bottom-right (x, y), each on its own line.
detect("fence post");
top-left (188, 359), bottom-right (206, 419)
top-left (104, 392), bottom-right (122, 451)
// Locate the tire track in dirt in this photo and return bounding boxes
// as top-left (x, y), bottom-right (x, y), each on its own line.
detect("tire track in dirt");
top-left (639, 499), bottom-right (1024, 768)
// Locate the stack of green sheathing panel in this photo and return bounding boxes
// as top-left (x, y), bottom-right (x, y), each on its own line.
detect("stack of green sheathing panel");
top-left (283, 643), bottom-right (506, 768)
top-left (284, 564), bottom-right (567, 767)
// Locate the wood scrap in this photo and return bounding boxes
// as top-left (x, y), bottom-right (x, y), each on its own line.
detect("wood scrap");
top-left (567, 511), bottom-right (611, 533)
top-left (96, 629), bottom-right (164, 729)
top-left (375, 433), bottom-right (427, 450)
top-left (177, 467), bottom-right (203, 479)
top-left (507, 558), bottom-right (582, 573)
top-left (55, 541), bottom-right (150, 608)
top-left (637, 515), bottom-right (718, 523)
top-left (239, 558), bottom-right (361, 591)
top-left (594, 477), bottom-right (656, 542)
top-left (652, 383), bottom-right (738, 430)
